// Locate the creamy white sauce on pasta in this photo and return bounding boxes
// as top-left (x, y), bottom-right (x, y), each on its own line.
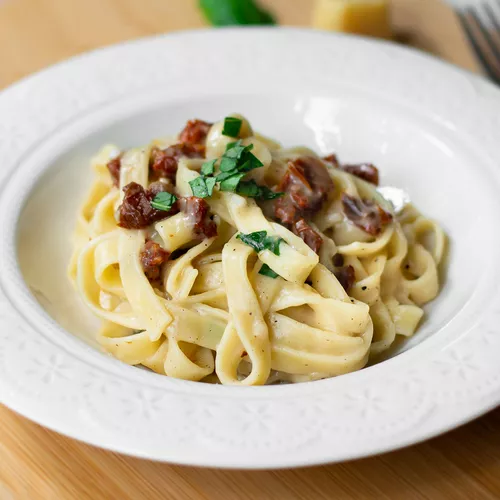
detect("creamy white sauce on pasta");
top-left (68, 114), bottom-right (446, 385)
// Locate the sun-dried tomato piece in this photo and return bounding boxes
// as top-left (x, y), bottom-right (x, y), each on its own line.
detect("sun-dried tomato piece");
top-left (323, 153), bottom-right (379, 186)
top-left (118, 182), bottom-right (179, 229)
top-left (323, 153), bottom-right (340, 168)
top-left (150, 144), bottom-right (204, 182)
top-left (140, 241), bottom-right (169, 281)
top-left (106, 155), bottom-right (122, 186)
top-left (274, 156), bottom-right (334, 225)
top-left (342, 193), bottom-right (392, 236)
top-left (333, 253), bottom-right (344, 267)
top-left (179, 197), bottom-right (217, 239)
top-left (179, 119), bottom-right (212, 147)
top-left (292, 218), bottom-right (323, 254)
top-left (340, 163), bottom-right (379, 186)
top-left (335, 265), bottom-right (355, 292)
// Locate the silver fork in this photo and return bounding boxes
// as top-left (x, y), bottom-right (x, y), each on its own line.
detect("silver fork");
top-left (458, 1), bottom-right (500, 83)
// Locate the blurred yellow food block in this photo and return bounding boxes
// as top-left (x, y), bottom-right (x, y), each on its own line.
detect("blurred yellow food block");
top-left (312, 0), bottom-right (392, 39)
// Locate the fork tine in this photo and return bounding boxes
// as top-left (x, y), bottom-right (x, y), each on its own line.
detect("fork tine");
top-left (458, 8), bottom-right (500, 82)
top-left (485, 3), bottom-right (500, 33)
top-left (483, 3), bottom-right (500, 51)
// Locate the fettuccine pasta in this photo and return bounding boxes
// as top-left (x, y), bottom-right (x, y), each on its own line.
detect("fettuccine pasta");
top-left (69, 114), bottom-right (446, 385)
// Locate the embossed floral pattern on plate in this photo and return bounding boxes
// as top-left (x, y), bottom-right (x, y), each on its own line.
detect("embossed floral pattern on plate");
top-left (0, 29), bottom-right (499, 468)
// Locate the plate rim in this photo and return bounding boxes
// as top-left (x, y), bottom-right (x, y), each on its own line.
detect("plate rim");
top-left (0, 27), bottom-right (500, 468)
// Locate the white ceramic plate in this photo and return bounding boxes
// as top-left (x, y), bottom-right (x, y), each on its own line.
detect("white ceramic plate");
top-left (1, 28), bottom-right (500, 469)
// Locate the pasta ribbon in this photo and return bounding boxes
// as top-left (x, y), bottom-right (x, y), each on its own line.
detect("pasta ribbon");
top-left (70, 115), bottom-right (445, 384)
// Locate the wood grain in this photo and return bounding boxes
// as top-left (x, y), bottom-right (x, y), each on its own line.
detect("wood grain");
top-left (0, 0), bottom-right (496, 498)
top-left (0, 0), bottom-right (481, 88)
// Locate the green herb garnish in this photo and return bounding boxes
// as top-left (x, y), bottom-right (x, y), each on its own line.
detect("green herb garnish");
top-left (219, 172), bottom-right (245, 192)
top-left (189, 176), bottom-right (217, 198)
top-left (239, 157), bottom-right (262, 172)
top-left (225, 140), bottom-right (252, 156)
top-left (236, 180), bottom-right (283, 200)
top-left (222, 117), bottom-right (243, 137)
top-left (258, 185), bottom-right (284, 200)
top-left (219, 156), bottom-right (239, 173)
top-left (198, 0), bottom-right (276, 26)
top-left (213, 170), bottom-right (234, 183)
top-left (212, 141), bottom-right (265, 193)
top-left (187, 129), bottom-right (280, 201)
top-left (224, 139), bottom-right (244, 154)
top-left (235, 179), bottom-right (261, 198)
top-left (219, 142), bottom-right (249, 172)
top-left (258, 263), bottom-right (279, 279)
top-left (205, 177), bottom-right (217, 195)
top-left (237, 231), bottom-right (283, 255)
top-left (150, 192), bottom-right (177, 211)
top-left (201, 159), bottom-right (216, 176)
top-left (222, 140), bottom-right (254, 162)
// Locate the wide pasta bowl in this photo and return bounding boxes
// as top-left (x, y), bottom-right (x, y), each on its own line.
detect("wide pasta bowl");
top-left (1, 28), bottom-right (500, 468)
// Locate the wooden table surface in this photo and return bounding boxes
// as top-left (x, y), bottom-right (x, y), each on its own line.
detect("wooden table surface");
top-left (0, 0), bottom-right (497, 499)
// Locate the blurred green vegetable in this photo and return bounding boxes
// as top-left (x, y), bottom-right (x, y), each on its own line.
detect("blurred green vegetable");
top-left (199, 0), bottom-right (276, 26)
